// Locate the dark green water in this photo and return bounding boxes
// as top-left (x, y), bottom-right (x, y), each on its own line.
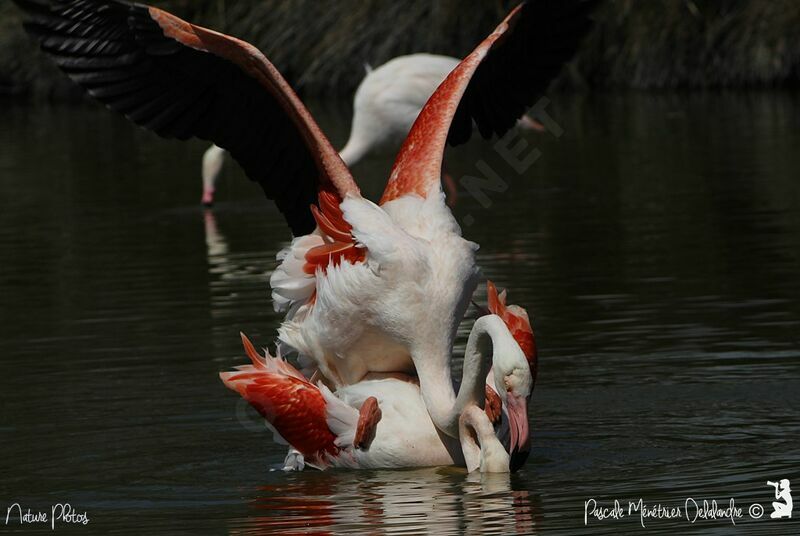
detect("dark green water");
top-left (1, 93), bottom-right (799, 535)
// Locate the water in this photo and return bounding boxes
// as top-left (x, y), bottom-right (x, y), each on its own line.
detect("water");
top-left (1, 93), bottom-right (799, 534)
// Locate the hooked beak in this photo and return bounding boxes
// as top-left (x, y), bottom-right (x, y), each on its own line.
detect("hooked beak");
top-left (506, 393), bottom-right (530, 472)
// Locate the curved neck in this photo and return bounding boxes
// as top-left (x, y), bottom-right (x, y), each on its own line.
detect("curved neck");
top-left (417, 315), bottom-right (506, 438)
top-left (456, 315), bottom-right (498, 412)
top-left (459, 404), bottom-right (510, 472)
top-left (338, 135), bottom-right (370, 167)
top-left (202, 144), bottom-right (225, 191)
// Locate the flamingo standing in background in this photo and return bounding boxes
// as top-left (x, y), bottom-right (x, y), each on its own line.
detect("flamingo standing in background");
top-left (222, 296), bottom-right (533, 472)
top-left (338, 53), bottom-right (547, 166)
top-left (201, 144), bottom-right (226, 206)
top-left (199, 53), bottom-right (546, 206)
top-left (16, 0), bottom-right (595, 469)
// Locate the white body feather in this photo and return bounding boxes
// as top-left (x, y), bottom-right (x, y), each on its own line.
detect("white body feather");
top-left (322, 379), bottom-right (461, 469)
top-left (339, 54), bottom-right (460, 164)
top-left (275, 189), bottom-right (479, 394)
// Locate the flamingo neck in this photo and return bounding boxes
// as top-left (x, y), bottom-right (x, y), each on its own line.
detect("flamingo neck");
top-left (202, 144), bottom-right (225, 191)
top-left (416, 315), bottom-right (505, 438)
top-left (416, 351), bottom-right (457, 436)
top-left (339, 135), bottom-right (370, 167)
top-left (456, 315), bottom-right (518, 472)
top-left (459, 404), bottom-right (510, 472)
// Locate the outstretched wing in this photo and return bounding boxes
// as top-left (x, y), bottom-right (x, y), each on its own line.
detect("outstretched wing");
top-left (380, 0), bottom-right (596, 204)
top-left (14, 0), bottom-right (358, 235)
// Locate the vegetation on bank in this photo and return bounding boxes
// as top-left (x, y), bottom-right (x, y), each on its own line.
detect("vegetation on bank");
top-left (1, 0), bottom-right (799, 100)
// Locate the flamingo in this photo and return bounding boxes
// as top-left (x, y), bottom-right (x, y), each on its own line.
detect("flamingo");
top-left (269, 0), bottom-right (594, 441)
top-left (221, 308), bottom-right (532, 472)
top-left (481, 281), bottom-right (538, 469)
top-left (201, 144), bottom-right (226, 206)
top-left (199, 53), bottom-right (546, 206)
top-left (15, 0), bottom-right (595, 444)
top-left (339, 53), bottom-right (547, 165)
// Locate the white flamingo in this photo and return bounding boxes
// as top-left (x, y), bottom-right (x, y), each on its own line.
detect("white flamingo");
top-left (17, 0), bottom-right (594, 453)
top-left (201, 144), bottom-right (226, 206)
top-left (221, 312), bottom-right (531, 472)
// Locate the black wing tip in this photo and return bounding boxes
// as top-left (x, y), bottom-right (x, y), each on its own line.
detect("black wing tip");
top-left (448, 0), bottom-right (599, 147)
top-left (13, 0), bottom-right (55, 29)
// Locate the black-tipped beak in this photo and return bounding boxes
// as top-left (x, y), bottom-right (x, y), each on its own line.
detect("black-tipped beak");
top-left (506, 393), bottom-right (531, 472)
top-left (510, 447), bottom-right (530, 473)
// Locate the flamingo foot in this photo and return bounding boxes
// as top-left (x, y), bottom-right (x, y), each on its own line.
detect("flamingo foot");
top-left (354, 396), bottom-right (382, 450)
top-left (282, 449), bottom-right (306, 471)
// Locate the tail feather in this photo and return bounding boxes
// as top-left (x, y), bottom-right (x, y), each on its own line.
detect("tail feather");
top-left (319, 383), bottom-right (359, 448)
top-left (238, 332), bottom-right (307, 381)
top-left (220, 334), bottom-right (339, 461)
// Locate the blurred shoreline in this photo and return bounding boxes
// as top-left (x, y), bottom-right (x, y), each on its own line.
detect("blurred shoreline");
top-left (2, 0), bottom-right (798, 101)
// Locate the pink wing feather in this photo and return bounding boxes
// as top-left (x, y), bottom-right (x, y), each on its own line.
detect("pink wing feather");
top-left (381, 0), bottom-right (596, 204)
top-left (220, 333), bottom-right (338, 462)
top-left (379, 7), bottom-right (521, 204)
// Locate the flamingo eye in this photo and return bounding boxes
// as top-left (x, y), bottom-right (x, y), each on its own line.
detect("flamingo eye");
top-left (504, 368), bottom-right (531, 397)
top-left (504, 375), bottom-right (514, 392)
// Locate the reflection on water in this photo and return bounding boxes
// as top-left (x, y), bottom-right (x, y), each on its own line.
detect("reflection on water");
top-left (1, 93), bottom-right (799, 534)
top-left (203, 208), bottom-right (273, 341)
top-left (230, 470), bottom-right (536, 536)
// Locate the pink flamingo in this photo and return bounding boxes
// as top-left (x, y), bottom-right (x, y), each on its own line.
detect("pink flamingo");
top-left (16, 0), bottom-right (594, 465)
top-left (221, 286), bottom-right (534, 472)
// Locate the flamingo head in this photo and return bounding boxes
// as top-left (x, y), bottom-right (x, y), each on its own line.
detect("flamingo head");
top-left (493, 348), bottom-right (532, 472)
top-left (485, 281), bottom-right (537, 471)
top-left (486, 280), bottom-right (538, 383)
top-left (201, 188), bottom-right (215, 207)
